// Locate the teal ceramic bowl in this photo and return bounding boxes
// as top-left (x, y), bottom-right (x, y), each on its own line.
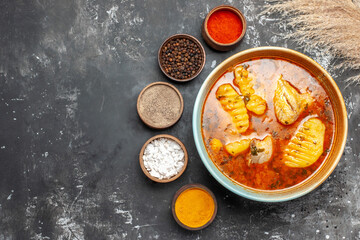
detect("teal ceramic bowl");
top-left (192, 47), bottom-right (348, 202)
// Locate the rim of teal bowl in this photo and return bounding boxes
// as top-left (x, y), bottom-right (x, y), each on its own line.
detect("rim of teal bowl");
top-left (192, 46), bottom-right (347, 202)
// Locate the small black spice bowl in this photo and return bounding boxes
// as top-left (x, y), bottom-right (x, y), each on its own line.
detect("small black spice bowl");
top-left (158, 34), bottom-right (206, 82)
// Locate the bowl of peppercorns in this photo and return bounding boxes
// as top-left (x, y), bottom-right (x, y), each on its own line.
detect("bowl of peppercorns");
top-left (158, 34), bottom-right (206, 82)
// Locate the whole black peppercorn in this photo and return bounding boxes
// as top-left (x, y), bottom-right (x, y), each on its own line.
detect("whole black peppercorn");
top-left (160, 37), bottom-right (204, 80)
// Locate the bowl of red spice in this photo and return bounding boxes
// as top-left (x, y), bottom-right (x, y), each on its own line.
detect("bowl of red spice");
top-left (202, 5), bottom-right (247, 51)
top-left (158, 34), bottom-right (206, 82)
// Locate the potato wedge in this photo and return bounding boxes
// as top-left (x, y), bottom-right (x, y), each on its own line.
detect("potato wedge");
top-left (246, 94), bottom-right (267, 115)
top-left (209, 138), bottom-right (223, 153)
top-left (234, 65), bottom-right (267, 115)
top-left (225, 139), bottom-right (251, 157)
top-left (284, 118), bottom-right (325, 168)
top-left (234, 65), bottom-right (255, 97)
top-left (216, 84), bottom-right (249, 133)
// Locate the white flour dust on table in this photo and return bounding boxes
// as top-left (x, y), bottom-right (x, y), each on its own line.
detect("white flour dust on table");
top-left (143, 138), bottom-right (185, 179)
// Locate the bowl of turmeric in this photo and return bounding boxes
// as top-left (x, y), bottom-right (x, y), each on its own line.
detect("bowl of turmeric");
top-left (172, 184), bottom-right (217, 230)
top-left (202, 5), bottom-right (247, 51)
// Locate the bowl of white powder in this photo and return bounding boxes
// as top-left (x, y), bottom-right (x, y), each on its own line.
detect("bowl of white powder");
top-left (139, 134), bottom-right (188, 183)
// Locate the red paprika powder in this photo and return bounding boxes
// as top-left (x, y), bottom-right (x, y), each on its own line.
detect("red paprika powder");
top-left (207, 10), bottom-right (243, 44)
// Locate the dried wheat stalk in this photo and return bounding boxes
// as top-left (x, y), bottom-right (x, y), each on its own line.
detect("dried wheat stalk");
top-left (263, 0), bottom-right (360, 83)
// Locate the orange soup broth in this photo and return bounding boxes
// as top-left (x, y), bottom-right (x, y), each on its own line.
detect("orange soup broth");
top-left (201, 58), bottom-right (335, 190)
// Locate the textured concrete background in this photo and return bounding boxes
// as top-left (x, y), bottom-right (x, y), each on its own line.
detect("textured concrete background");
top-left (0, 0), bottom-right (359, 239)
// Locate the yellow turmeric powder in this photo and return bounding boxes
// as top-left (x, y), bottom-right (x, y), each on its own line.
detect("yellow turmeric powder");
top-left (174, 188), bottom-right (215, 228)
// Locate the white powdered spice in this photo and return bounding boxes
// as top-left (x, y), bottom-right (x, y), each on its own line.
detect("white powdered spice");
top-left (143, 138), bottom-right (185, 179)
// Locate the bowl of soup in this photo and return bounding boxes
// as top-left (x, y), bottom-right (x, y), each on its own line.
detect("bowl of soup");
top-left (193, 47), bottom-right (347, 202)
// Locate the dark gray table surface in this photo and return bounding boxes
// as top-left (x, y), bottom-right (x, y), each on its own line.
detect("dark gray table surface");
top-left (1, 0), bottom-right (359, 239)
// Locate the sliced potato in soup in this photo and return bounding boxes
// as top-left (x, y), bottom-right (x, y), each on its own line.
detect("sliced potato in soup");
top-left (216, 84), bottom-right (249, 133)
top-left (246, 94), bottom-right (267, 115)
top-left (234, 65), bottom-right (267, 115)
top-left (209, 138), bottom-right (223, 153)
top-left (283, 118), bottom-right (325, 168)
top-left (233, 65), bottom-right (255, 97)
top-left (225, 139), bottom-right (251, 157)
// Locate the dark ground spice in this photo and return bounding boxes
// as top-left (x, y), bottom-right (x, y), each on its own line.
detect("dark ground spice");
top-left (160, 37), bottom-right (203, 80)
